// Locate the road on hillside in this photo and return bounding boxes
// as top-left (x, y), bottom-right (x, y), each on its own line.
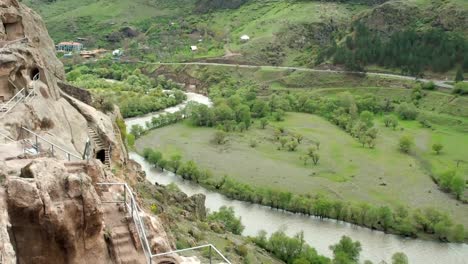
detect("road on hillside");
top-left (125, 60), bottom-right (462, 89)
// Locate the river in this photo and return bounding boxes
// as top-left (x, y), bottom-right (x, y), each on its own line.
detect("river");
top-left (125, 93), bottom-right (468, 264)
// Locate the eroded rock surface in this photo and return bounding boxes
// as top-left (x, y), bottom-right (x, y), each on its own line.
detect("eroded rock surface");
top-left (6, 159), bottom-right (110, 264)
top-left (0, 1), bottom-right (179, 263)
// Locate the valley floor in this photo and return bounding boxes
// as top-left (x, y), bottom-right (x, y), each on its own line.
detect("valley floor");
top-left (136, 112), bottom-right (468, 224)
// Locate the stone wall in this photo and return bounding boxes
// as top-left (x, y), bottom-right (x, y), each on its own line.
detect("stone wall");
top-left (58, 81), bottom-right (92, 104)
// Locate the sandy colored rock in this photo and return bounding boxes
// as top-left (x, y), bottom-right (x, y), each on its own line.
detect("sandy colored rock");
top-left (5, 159), bottom-right (111, 264)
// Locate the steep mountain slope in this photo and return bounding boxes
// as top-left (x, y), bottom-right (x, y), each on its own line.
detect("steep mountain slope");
top-left (23, 0), bottom-right (468, 74)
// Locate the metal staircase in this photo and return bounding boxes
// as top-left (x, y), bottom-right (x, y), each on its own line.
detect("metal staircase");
top-left (87, 126), bottom-right (111, 168)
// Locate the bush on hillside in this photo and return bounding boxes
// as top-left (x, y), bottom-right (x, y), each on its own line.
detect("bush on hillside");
top-left (396, 102), bottom-right (418, 120)
top-left (453, 82), bottom-right (468, 95)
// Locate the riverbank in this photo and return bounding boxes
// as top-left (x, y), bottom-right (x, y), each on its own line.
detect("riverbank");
top-left (138, 145), bottom-right (467, 243)
top-left (129, 153), bottom-right (468, 264)
top-left (125, 89), bottom-right (468, 263)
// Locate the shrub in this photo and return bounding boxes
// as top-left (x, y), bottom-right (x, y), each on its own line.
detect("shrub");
top-left (150, 204), bottom-right (158, 214)
top-left (432, 143), bottom-right (443, 155)
top-left (235, 244), bottom-right (249, 257)
top-left (421, 81), bottom-right (436, 90)
top-left (453, 82), bottom-right (468, 95)
top-left (249, 139), bottom-right (257, 148)
top-left (126, 134), bottom-right (135, 147)
top-left (207, 206), bottom-right (245, 235)
top-left (396, 103), bottom-right (418, 120)
top-left (399, 135), bottom-right (414, 153)
top-left (213, 130), bottom-right (227, 145)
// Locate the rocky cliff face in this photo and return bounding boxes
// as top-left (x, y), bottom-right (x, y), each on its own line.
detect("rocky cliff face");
top-left (0, 1), bottom-right (177, 263)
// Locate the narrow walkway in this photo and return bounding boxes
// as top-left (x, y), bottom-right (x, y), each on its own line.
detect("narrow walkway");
top-left (101, 189), bottom-right (146, 264)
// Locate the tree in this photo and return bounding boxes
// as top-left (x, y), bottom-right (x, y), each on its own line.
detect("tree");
top-left (237, 122), bottom-right (246, 132)
top-left (310, 152), bottom-right (320, 165)
top-left (391, 252), bottom-right (408, 264)
top-left (207, 206), bottom-right (245, 235)
top-left (383, 115), bottom-right (392, 127)
top-left (130, 124), bottom-right (145, 138)
top-left (273, 109), bottom-right (286, 121)
top-left (432, 143), bottom-right (443, 155)
top-left (360, 111), bottom-right (374, 127)
top-left (455, 67), bottom-right (464, 83)
top-left (330, 236), bottom-right (362, 263)
top-left (170, 154), bottom-right (182, 171)
top-left (450, 224), bottom-right (465, 243)
top-left (287, 141), bottom-right (299, 152)
top-left (148, 150), bottom-right (162, 166)
top-left (396, 103), bottom-right (418, 120)
top-left (383, 115), bottom-right (398, 129)
top-left (213, 130), bottom-right (227, 145)
top-left (300, 155), bottom-right (309, 165)
top-left (294, 133), bottom-right (304, 144)
top-left (260, 118), bottom-right (269, 129)
top-left (235, 104), bottom-right (251, 128)
top-left (280, 137), bottom-right (288, 149)
top-left (399, 135), bottom-right (414, 153)
top-left (450, 176), bottom-right (465, 200)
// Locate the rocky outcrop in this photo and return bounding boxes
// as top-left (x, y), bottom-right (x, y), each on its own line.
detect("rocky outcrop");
top-left (58, 81), bottom-right (92, 105)
top-left (0, 1), bottom-right (178, 263)
top-left (5, 159), bottom-right (111, 264)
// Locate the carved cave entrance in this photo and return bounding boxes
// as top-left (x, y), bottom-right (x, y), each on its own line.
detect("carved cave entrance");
top-left (96, 149), bottom-right (106, 164)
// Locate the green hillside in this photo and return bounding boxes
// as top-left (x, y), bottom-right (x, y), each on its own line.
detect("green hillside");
top-left (23, 0), bottom-right (468, 76)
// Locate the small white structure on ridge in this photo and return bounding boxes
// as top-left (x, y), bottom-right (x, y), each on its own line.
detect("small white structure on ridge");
top-left (240, 35), bottom-right (250, 41)
top-left (190, 46), bottom-right (198, 51)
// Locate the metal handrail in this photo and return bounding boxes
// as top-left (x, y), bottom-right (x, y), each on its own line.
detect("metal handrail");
top-left (97, 182), bottom-right (231, 264)
top-left (21, 126), bottom-right (83, 161)
top-left (151, 244), bottom-right (232, 264)
top-left (0, 87), bottom-right (25, 116)
top-left (24, 87), bottom-right (36, 103)
top-left (97, 183), bottom-right (153, 262)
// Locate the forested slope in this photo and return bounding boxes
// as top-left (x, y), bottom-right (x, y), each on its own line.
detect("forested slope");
top-left (23, 0), bottom-right (468, 76)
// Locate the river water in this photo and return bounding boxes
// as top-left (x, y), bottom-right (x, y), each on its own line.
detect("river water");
top-left (125, 93), bottom-right (468, 264)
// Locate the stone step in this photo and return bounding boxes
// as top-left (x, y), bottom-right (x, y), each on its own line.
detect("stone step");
top-left (112, 226), bottom-right (132, 240)
top-left (113, 236), bottom-right (133, 247)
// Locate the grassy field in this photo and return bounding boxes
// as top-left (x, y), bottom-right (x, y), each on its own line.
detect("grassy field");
top-left (136, 111), bottom-right (468, 223)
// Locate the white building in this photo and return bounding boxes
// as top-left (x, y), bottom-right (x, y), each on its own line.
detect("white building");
top-left (190, 46), bottom-right (198, 51)
top-left (240, 35), bottom-right (250, 41)
top-left (112, 49), bottom-right (123, 57)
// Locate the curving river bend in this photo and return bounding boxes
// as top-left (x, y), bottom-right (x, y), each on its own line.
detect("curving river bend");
top-left (125, 92), bottom-right (468, 264)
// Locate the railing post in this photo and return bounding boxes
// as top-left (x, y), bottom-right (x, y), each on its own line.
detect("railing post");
top-left (209, 245), bottom-right (212, 264)
top-left (124, 186), bottom-right (127, 207)
top-left (51, 145), bottom-right (54, 156)
top-left (67, 153), bottom-right (71, 161)
top-left (35, 135), bottom-right (38, 149)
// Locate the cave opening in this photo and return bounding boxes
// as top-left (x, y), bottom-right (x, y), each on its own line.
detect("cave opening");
top-left (96, 149), bottom-right (106, 164)
top-left (30, 68), bottom-right (40, 80)
top-left (3, 20), bottom-right (24, 41)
